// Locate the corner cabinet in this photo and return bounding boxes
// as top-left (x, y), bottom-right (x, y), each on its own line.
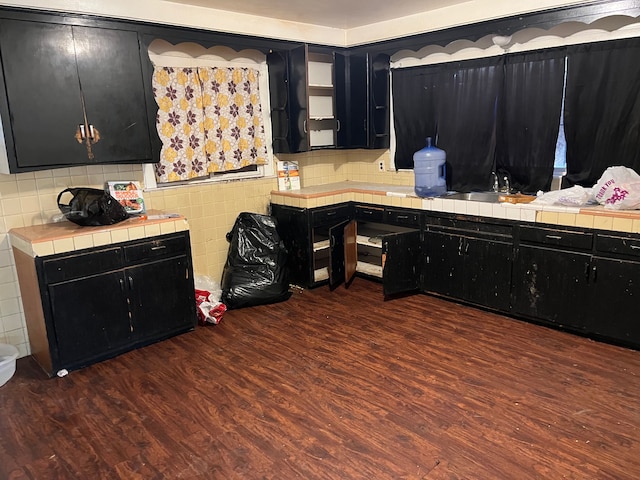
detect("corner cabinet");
top-left (0, 16), bottom-right (155, 172)
top-left (266, 47), bottom-right (391, 153)
top-left (271, 202), bottom-right (421, 296)
top-left (13, 232), bottom-right (197, 376)
top-left (267, 45), bottom-right (349, 153)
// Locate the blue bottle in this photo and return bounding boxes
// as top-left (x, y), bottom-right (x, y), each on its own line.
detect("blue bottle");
top-left (413, 137), bottom-right (446, 198)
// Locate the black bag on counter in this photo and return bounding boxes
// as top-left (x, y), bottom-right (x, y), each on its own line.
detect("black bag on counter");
top-left (221, 212), bottom-right (291, 309)
top-left (57, 187), bottom-right (129, 226)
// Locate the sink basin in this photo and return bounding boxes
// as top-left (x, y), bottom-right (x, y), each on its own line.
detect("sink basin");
top-left (443, 191), bottom-right (502, 203)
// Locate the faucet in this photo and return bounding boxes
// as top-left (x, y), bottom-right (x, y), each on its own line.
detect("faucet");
top-left (502, 175), bottom-right (511, 194)
top-left (491, 170), bottom-right (512, 193)
top-left (491, 172), bottom-right (499, 192)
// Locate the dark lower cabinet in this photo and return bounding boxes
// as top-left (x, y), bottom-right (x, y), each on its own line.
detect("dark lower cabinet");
top-left (423, 219), bottom-right (513, 311)
top-left (588, 256), bottom-right (640, 346)
top-left (511, 224), bottom-right (593, 333)
top-left (271, 202), bottom-right (421, 296)
top-left (30, 232), bottom-right (197, 376)
top-left (48, 271), bottom-right (132, 367)
top-left (511, 245), bottom-right (591, 329)
top-left (273, 200), bottom-right (640, 349)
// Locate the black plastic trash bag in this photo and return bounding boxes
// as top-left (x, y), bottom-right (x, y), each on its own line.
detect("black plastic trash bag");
top-left (221, 212), bottom-right (291, 309)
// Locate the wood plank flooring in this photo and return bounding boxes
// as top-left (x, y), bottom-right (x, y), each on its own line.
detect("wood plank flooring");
top-left (2, 278), bottom-right (640, 479)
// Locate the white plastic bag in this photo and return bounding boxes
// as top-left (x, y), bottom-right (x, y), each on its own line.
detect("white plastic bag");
top-left (593, 166), bottom-right (640, 210)
top-left (532, 185), bottom-right (594, 206)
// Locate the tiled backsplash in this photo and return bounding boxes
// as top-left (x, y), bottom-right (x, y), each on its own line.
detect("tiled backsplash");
top-left (0, 149), bottom-right (393, 357)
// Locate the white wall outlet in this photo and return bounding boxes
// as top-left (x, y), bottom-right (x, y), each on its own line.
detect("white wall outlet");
top-left (378, 161), bottom-right (385, 172)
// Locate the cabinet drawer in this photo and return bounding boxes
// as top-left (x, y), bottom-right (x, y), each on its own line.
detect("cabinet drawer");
top-left (385, 208), bottom-right (421, 227)
top-left (595, 234), bottom-right (640, 258)
top-left (42, 247), bottom-right (123, 284)
top-left (124, 234), bottom-right (187, 263)
top-left (354, 205), bottom-right (384, 223)
top-left (311, 204), bottom-right (351, 227)
top-left (519, 225), bottom-right (593, 250)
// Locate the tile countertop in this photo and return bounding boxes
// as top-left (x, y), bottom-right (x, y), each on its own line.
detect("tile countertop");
top-left (9, 211), bottom-right (189, 258)
top-left (271, 181), bottom-right (640, 234)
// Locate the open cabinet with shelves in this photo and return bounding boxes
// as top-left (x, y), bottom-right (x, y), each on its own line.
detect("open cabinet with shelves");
top-left (271, 202), bottom-right (422, 296)
top-left (307, 52), bottom-right (338, 148)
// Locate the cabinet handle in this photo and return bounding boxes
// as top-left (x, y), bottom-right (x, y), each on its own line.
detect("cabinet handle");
top-left (584, 263), bottom-right (590, 281)
top-left (326, 211), bottom-right (336, 216)
top-left (592, 265), bottom-right (598, 282)
top-left (119, 278), bottom-right (125, 292)
top-left (128, 276), bottom-right (134, 289)
top-left (363, 119), bottom-right (367, 131)
top-left (545, 235), bottom-right (562, 240)
top-left (151, 245), bottom-right (167, 251)
top-left (336, 119), bottom-right (341, 132)
top-left (397, 215), bottom-right (409, 220)
top-left (631, 245), bottom-right (640, 250)
top-left (362, 210), bottom-right (373, 215)
top-left (303, 120), bottom-right (308, 134)
top-left (458, 238), bottom-right (464, 256)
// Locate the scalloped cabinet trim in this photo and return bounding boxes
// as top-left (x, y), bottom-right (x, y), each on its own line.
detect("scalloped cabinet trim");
top-left (391, 14), bottom-right (640, 68)
top-left (148, 39), bottom-right (266, 68)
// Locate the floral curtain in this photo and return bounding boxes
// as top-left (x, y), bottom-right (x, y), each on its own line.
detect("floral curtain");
top-left (152, 66), bottom-right (268, 183)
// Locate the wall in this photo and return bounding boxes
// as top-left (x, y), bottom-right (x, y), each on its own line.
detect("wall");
top-left (0, 148), bottom-right (411, 357)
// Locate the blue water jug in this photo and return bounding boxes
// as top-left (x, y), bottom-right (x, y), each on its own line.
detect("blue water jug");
top-left (413, 137), bottom-right (446, 198)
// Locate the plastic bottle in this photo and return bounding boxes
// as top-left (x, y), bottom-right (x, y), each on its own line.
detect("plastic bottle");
top-left (413, 137), bottom-right (446, 198)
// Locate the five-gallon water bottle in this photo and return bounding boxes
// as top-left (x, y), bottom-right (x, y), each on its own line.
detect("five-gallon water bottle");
top-left (413, 137), bottom-right (446, 198)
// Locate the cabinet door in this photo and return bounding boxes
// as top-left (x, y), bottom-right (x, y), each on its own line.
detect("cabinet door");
top-left (73, 26), bottom-right (152, 164)
top-left (127, 256), bottom-right (196, 342)
top-left (463, 237), bottom-right (513, 311)
top-left (423, 230), bottom-right (464, 298)
top-left (588, 256), bottom-right (640, 347)
top-left (47, 271), bottom-right (131, 370)
top-left (382, 230), bottom-right (421, 296)
top-left (369, 53), bottom-right (391, 149)
top-left (347, 53), bottom-right (390, 149)
top-left (512, 245), bottom-right (591, 329)
top-left (266, 51), bottom-right (291, 154)
top-left (288, 45), bottom-right (309, 153)
top-left (328, 219), bottom-right (351, 289)
top-left (0, 20), bottom-right (85, 169)
top-left (271, 204), bottom-right (311, 288)
top-left (334, 52), bottom-right (348, 148)
top-left (348, 54), bottom-right (368, 148)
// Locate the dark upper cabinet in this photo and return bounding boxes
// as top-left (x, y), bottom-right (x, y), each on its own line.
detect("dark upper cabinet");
top-left (288, 45), bottom-right (310, 152)
top-left (266, 50), bottom-right (292, 154)
top-left (348, 53), bottom-right (390, 149)
top-left (268, 48), bottom-right (391, 153)
top-left (0, 18), bottom-right (154, 172)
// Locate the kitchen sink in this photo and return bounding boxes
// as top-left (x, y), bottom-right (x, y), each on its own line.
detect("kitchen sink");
top-left (442, 191), bottom-right (503, 203)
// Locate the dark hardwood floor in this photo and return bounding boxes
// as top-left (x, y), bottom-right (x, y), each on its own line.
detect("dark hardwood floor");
top-left (2, 278), bottom-right (640, 479)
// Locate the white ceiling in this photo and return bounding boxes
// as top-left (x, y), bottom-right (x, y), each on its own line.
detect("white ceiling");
top-left (0, 0), bottom-right (590, 46)
top-left (167, 0), bottom-right (468, 29)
